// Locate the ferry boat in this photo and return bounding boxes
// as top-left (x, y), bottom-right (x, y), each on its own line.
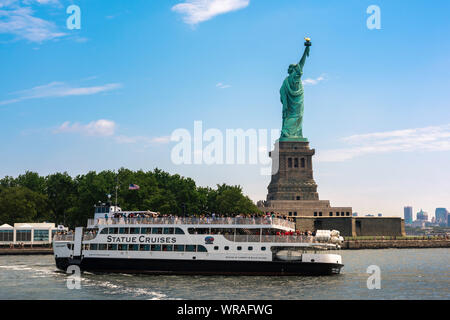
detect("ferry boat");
top-left (53, 203), bottom-right (344, 276)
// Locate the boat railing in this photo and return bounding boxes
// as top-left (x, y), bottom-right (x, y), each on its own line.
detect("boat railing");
top-left (53, 234), bottom-right (74, 241)
top-left (223, 234), bottom-right (315, 243)
top-left (83, 232), bottom-right (97, 241)
top-left (87, 217), bottom-right (295, 229)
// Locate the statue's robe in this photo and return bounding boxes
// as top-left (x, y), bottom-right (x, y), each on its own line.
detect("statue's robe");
top-left (280, 66), bottom-right (304, 138)
top-left (280, 46), bottom-right (309, 139)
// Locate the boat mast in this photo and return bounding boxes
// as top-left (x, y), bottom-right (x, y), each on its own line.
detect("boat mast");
top-left (115, 173), bottom-right (119, 211)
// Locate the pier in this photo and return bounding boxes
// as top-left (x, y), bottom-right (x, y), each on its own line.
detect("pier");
top-left (342, 238), bottom-right (450, 249)
top-left (0, 247), bottom-right (53, 255)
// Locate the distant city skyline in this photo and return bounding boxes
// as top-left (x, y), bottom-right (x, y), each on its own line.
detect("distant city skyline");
top-left (0, 1), bottom-right (449, 218)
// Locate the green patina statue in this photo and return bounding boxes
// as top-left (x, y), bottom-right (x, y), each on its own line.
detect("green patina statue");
top-left (280, 37), bottom-right (311, 142)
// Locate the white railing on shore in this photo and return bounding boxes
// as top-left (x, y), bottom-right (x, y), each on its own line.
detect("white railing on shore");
top-left (87, 216), bottom-right (295, 229)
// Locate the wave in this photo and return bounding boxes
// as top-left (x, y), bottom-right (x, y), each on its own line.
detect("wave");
top-left (80, 277), bottom-right (168, 300)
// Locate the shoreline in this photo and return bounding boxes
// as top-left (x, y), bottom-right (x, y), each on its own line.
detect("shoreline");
top-left (342, 239), bottom-right (450, 250)
top-left (0, 248), bottom-right (53, 255)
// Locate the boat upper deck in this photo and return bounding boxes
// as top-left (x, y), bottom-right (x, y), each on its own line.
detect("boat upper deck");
top-left (87, 216), bottom-right (296, 230)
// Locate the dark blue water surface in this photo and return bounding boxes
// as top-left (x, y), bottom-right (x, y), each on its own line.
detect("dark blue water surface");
top-left (0, 248), bottom-right (448, 299)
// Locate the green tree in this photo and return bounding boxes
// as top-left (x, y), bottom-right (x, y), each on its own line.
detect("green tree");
top-left (0, 186), bottom-right (51, 225)
top-left (16, 171), bottom-right (46, 194)
top-left (45, 172), bottom-right (77, 225)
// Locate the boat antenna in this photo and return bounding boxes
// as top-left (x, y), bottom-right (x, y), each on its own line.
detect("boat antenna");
top-left (115, 173), bottom-right (119, 211)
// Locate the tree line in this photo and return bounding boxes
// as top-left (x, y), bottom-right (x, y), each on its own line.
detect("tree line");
top-left (0, 168), bottom-right (261, 228)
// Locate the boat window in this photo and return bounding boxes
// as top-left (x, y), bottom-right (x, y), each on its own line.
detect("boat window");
top-left (237, 246), bottom-right (242, 251)
top-left (214, 246), bottom-right (219, 250)
top-left (162, 244), bottom-right (173, 251)
top-left (109, 228), bottom-right (118, 234)
top-left (224, 246), bottom-right (229, 251)
top-left (151, 244), bottom-right (161, 251)
top-left (187, 228), bottom-right (209, 234)
top-left (129, 244), bottom-right (139, 251)
top-left (100, 228), bottom-right (108, 234)
top-left (248, 246), bottom-right (253, 251)
top-left (119, 228), bottom-right (129, 234)
top-left (197, 245), bottom-right (207, 252)
top-left (140, 228), bottom-right (151, 234)
top-left (236, 228), bottom-right (259, 235)
top-left (118, 244), bottom-right (127, 251)
top-left (210, 228), bottom-right (222, 235)
top-left (175, 228), bottom-right (185, 234)
top-left (90, 243), bottom-right (98, 250)
top-left (185, 245), bottom-right (196, 252)
top-left (174, 245), bottom-right (185, 252)
top-left (129, 227), bottom-right (140, 234)
top-left (108, 244), bottom-right (117, 251)
top-left (152, 228), bottom-right (163, 234)
top-left (98, 244), bottom-right (107, 250)
top-left (163, 228), bottom-right (174, 234)
top-left (261, 247), bottom-right (266, 251)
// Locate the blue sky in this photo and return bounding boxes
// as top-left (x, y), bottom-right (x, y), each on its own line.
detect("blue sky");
top-left (1, 0), bottom-right (449, 218)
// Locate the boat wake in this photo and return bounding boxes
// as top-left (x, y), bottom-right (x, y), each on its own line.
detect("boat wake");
top-left (80, 277), bottom-right (168, 300)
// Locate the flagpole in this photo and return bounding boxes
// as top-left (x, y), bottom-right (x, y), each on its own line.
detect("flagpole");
top-left (115, 173), bottom-right (119, 211)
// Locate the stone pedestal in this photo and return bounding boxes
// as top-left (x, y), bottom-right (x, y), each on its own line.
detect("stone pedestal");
top-left (258, 139), bottom-right (353, 218)
top-left (267, 140), bottom-right (318, 201)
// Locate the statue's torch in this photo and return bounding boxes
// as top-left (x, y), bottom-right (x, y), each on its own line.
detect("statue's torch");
top-left (304, 37), bottom-right (311, 47)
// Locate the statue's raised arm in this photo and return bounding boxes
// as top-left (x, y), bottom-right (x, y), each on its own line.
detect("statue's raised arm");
top-left (298, 37), bottom-right (311, 71)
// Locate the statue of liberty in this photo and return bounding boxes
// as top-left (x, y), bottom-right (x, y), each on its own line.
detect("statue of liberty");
top-left (280, 37), bottom-right (311, 141)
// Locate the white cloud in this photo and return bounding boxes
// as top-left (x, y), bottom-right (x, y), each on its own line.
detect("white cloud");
top-left (0, 81), bottom-right (122, 106)
top-left (317, 124), bottom-right (450, 162)
top-left (115, 135), bottom-right (171, 146)
top-left (302, 75), bottom-right (326, 86)
top-left (0, 1), bottom-right (65, 42)
top-left (172, 0), bottom-right (249, 25)
top-left (53, 120), bottom-right (171, 147)
top-left (54, 119), bottom-right (117, 137)
top-left (216, 82), bottom-right (231, 89)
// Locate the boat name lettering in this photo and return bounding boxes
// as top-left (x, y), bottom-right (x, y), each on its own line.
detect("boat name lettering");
top-left (106, 235), bottom-right (177, 243)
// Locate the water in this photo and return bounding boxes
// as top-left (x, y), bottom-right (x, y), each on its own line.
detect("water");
top-left (0, 248), bottom-right (448, 300)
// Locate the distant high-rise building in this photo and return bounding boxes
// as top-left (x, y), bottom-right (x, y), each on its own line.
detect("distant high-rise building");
top-left (404, 206), bottom-right (413, 224)
top-left (416, 209), bottom-right (428, 221)
top-left (435, 208), bottom-right (448, 226)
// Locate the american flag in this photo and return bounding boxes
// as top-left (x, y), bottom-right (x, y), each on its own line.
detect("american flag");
top-left (129, 184), bottom-right (140, 190)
